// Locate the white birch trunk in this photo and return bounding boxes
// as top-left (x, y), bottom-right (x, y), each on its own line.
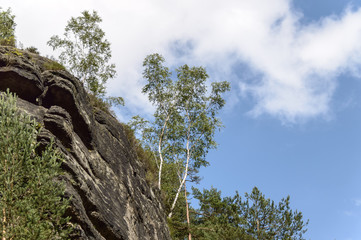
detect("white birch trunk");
top-left (157, 114), bottom-right (170, 190)
top-left (184, 181), bottom-right (192, 240)
top-left (168, 134), bottom-right (191, 218)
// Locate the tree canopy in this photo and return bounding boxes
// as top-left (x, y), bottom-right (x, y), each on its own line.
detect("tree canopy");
top-left (130, 53), bottom-right (231, 220)
top-left (192, 186), bottom-right (308, 240)
top-left (0, 7), bottom-right (16, 46)
top-left (48, 10), bottom-right (116, 98)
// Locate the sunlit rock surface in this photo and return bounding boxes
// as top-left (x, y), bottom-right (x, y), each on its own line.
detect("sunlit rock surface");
top-left (0, 46), bottom-right (170, 240)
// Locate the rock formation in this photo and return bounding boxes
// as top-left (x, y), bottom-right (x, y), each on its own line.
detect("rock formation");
top-left (0, 46), bottom-right (171, 240)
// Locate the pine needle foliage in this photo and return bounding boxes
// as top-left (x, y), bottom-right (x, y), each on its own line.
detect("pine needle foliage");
top-left (192, 186), bottom-right (308, 240)
top-left (0, 90), bottom-right (72, 240)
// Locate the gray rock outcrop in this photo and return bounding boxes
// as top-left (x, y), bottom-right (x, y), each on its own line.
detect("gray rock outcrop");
top-left (0, 46), bottom-right (171, 240)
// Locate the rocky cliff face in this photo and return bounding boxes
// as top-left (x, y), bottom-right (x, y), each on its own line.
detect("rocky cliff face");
top-left (0, 46), bottom-right (171, 240)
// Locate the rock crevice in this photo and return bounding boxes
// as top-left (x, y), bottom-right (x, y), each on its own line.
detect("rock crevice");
top-left (0, 47), bottom-right (170, 240)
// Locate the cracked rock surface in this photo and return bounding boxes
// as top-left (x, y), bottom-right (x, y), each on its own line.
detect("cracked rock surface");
top-left (0, 46), bottom-right (170, 240)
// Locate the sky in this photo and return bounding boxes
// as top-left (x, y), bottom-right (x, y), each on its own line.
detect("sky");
top-left (1, 0), bottom-right (361, 239)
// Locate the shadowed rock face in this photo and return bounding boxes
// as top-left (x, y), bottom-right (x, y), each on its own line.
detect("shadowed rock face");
top-left (0, 46), bottom-right (170, 240)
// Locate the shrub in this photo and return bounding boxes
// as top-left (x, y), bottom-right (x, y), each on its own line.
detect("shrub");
top-left (25, 46), bottom-right (40, 54)
top-left (43, 59), bottom-right (66, 70)
top-left (123, 124), bottom-right (158, 187)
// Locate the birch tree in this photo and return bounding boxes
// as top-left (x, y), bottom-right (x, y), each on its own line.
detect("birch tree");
top-left (139, 53), bottom-right (174, 189)
top-left (47, 10), bottom-right (124, 110)
top-left (130, 54), bottom-right (230, 219)
top-left (48, 10), bottom-right (115, 97)
top-left (0, 8), bottom-right (16, 46)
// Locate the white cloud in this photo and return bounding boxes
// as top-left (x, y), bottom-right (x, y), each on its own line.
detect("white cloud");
top-left (2, 0), bottom-right (361, 122)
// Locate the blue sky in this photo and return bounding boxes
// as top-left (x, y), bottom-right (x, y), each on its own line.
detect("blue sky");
top-left (201, 1), bottom-right (361, 239)
top-left (202, 79), bottom-right (361, 240)
top-left (2, 0), bottom-right (361, 239)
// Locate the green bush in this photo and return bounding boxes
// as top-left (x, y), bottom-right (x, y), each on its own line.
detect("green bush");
top-left (25, 46), bottom-right (40, 54)
top-left (0, 90), bottom-right (72, 239)
top-left (123, 124), bottom-right (158, 187)
top-left (43, 60), bottom-right (66, 71)
top-left (88, 93), bottom-right (113, 115)
top-left (88, 93), bottom-right (124, 117)
top-left (0, 36), bottom-right (15, 47)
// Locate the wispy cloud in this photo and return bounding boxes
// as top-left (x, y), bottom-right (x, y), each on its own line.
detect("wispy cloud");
top-left (342, 199), bottom-right (361, 217)
top-left (352, 198), bottom-right (361, 207)
top-left (343, 210), bottom-right (355, 217)
top-left (4, 0), bottom-right (361, 122)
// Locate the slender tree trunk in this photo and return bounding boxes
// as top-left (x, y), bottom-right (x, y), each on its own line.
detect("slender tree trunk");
top-left (158, 114), bottom-right (170, 190)
top-left (184, 181), bottom-right (192, 240)
top-left (168, 145), bottom-right (190, 218)
top-left (168, 122), bottom-right (192, 218)
top-left (158, 139), bottom-right (164, 189)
